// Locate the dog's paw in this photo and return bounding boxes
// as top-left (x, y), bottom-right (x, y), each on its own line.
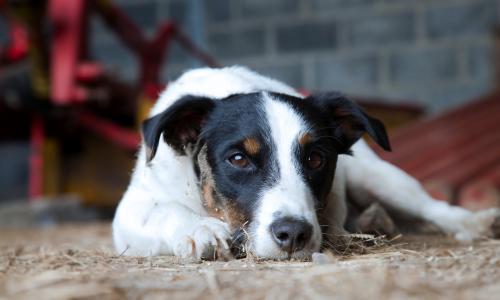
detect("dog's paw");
top-left (173, 217), bottom-right (231, 259)
top-left (454, 208), bottom-right (500, 242)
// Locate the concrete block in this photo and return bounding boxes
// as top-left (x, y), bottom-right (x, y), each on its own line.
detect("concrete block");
top-left (426, 1), bottom-right (499, 39)
top-left (206, 0), bottom-right (231, 22)
top-left (426, 83), bottom-right (489, 114)
top-left (168, 0), bottom-right (188, 27)
top-left (208, 29), bottom-right (265, 58)
top-left (121, 2), bottom-right (157, 30)
top-left (468, 45), bottom-right (493, 80)
top-left (254, 64), bottom-right (303, 88)
top-left (389, 48), bottom-right (457, 83)
top-left (347, 12), bottom-right (415, 47)
top-left (277, 22), bottom-right (336, 53)
top-left (91, 42), bottom-right (138, 81)
top-left (90, 16), bottom-right (115, 41)
top-left (0, 16), bottom-right (8, 44)
top-left (161, 64), bottom-right (190, 82)
top-left (312, 0), bottom-right (375, 11)
top-left (316, 55), bottom-right (377, 91)
top-left (167, 42), bottom-right (190, 64)
top-left (0, 141), bottom-right (29, 201)
top-left (241, 0), bottom-right (299, 18)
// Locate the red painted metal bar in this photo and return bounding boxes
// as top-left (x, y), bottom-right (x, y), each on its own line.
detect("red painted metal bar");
top-left (77, 111), bottom-right (141, 152)
top-left (5, 21), bottom-right (29, 62)
top-left (48, 0), bottom-right (87, 105)
top-left (28, 115), bottom-right (44, 201)
top-left (90, 0), bottom-right (148, 56)
top-left (140, 21), bottom-right (176, 85)
top-left (48, 0), bottom-right (218, 107)
top-left (0, 16), bottom-right (29, 65)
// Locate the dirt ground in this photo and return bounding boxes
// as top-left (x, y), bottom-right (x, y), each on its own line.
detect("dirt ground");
top-left (1, 222), bottom-right (499, 300)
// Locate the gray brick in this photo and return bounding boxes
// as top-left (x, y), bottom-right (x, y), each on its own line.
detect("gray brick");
top-left (208, 29), bottom-right (265, 59)
top-left (0, 141), bottom-right (29, 201)
top-left (0, 17), bottom-right (8, 45)
top-left (385, 0), bottom-right (425, 2)
top-left (254, 64), bottom-right (303, 88)
top-left (161, 65), bottom-right (190, 82)
top-left (389, 48), bottom-right (457, 83)
top-left (277, 22), bottom-right (336, 53)
top-left (206, 0), bottom-right (231, 22)
top-left (426, 1), bottom-right (498, 39)
top-left (90, 16), bottom-right (114, 40)
top-left (426, 84), bottom-right (489, 114)
top-left (91, 42), bottom-right (138, 81)
top-left (348, 12), bottom-right (415, 47)
top-left (316, 55), bottom-right (378, 91)
top-left (167, 42), bottom-right (189, 64)
top-left (92, 42), bottom-right (133, 65)
top-left (121, 2), bottom-right (157, 30)
top-left (168, 0), bottom-right (188, 27)
top-left (313, 0), bottom-right (375, 11)
top-left (468, 45), bottom-right (492, 80)
top-left (241, 0), bottom-right (300, 18)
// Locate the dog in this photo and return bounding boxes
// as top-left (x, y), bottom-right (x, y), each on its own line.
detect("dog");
top-left (112, 66), bottom-right (500, 260)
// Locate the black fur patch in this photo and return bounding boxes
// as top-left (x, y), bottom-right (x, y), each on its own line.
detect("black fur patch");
top-left (141, 95), bottom-right (216, 161)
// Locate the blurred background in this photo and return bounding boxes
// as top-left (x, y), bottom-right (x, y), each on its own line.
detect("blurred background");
top-left (0, 0), bottom-right (499, 226)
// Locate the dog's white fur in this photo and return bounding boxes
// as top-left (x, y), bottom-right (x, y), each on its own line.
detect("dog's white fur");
top-left (113, 66), bottom-right (500, 258)
top-left (250, 94), bottom-right (323, 258)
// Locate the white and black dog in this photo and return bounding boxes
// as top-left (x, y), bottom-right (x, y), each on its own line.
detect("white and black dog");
top-left (113, 66), bottom-right (500, 260)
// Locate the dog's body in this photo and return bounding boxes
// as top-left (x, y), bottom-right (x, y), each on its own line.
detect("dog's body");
top-left (113, 66), bottom-right (500, 260)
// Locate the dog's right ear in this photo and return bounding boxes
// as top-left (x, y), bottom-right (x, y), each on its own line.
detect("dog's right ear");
top-left (141, 95), bottom-right (217, 162)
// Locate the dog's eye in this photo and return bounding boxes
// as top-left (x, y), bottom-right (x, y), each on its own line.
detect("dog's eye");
top-left (229, 154), bottom-right (249, 167)
top-left (306, 153), bottom-right (323, 169)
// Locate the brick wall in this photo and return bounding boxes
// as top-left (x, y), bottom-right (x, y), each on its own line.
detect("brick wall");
top-left (92, 0), bottom-right (500, 114)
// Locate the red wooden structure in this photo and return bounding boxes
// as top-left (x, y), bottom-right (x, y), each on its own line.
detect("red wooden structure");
top-left (370, 92), bottom-right (500, 210)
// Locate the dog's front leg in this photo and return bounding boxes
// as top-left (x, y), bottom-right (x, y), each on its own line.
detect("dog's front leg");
top-left (341, 140), bottom-right (500, 241)
top-left (112, 188), bottom-right (231, 258)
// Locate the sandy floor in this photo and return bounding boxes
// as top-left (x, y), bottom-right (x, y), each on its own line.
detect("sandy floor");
top-left (1, 222), bottom-right (500, 300)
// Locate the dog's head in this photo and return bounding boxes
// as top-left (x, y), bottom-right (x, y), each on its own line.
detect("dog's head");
top-left (142, 91), bottom-right (390, 260)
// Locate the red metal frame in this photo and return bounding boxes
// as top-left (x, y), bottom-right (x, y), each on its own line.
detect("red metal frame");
top-left (78, 111), bottom-right (141, 152)
top-left (28, 115), bottom-right (44, 200)
top-left (49, 0), bottom-right (219, 106)
top-left (0, 15), bottom-right (29, 70)
top-left (0, 0), bottom-right (219, 201)
top-left (370, 91), bottom-right (500, 205)
top-left (49, 0), bottom-right (88, 105)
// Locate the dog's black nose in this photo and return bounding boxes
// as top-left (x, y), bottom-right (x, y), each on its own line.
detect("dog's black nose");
top-left (271, 218), bottom-right (312, 253)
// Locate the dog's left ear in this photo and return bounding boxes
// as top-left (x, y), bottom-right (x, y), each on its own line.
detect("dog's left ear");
top-left (308, 92), bottom-right (391, 154)
top-left (141, 95), bottom-right (217, 162)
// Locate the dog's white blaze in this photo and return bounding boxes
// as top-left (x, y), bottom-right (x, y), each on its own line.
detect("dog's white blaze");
top-left (250, 92), bottom-right (322, 259)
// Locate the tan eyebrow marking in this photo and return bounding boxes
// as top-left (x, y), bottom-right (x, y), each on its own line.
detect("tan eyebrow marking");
top-left (298, 132), bottom-right (314, 147)
top-left (243, 137), bottom-right (260, 155)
